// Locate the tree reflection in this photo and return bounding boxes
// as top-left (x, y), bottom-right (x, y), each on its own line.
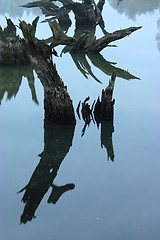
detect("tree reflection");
top-left (17, 112), bottom-right (115, 224)
top-left (156, 17), bottom-right (160, 52)
top-left (108, 0), bottom-right (160, 19)
top-left (101, 121), bottom-right (114, 161)
top-left (0, 66), bottom-right (38, 105)
top-left (0, 0), bottom-right (142, 223)
top-left (80, 117), bottom-right (115, 161)
top-left (18, 120), bottom-right (75, 224)
top-left (77, 91), bottom-right (115, 161)
top-left (0, 0), bottom-right (40, 17)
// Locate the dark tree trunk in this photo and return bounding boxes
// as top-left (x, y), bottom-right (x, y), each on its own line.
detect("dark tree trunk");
top-left (0, 18), bottom-right (29, 66)
top-left (94, 71), bottom-right (116, 122)
top-left (0, 15), bottom-right (141, 124)
top-left (0, 18), bottom-right (76, 124)
top-left (19, 17), bottom-right (76, 124)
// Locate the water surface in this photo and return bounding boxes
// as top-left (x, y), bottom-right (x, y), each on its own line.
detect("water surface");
top-left (0, 1), bottom-right (160, 239)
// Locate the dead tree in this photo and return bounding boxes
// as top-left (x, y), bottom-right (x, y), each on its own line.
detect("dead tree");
top-left (19, 17), bottom-right (76, 124)
top-left (23, 0), bottom-right (141, 53)
top-left (94, 71), bottom-right (116, 122)
top-left (0, 18), bottom-right (29, 66)
top-left (76, 71), bottom-right (117, 133)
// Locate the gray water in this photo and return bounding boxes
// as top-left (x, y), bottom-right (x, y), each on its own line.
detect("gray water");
top-left (0, 1), bottom-right (160, 239)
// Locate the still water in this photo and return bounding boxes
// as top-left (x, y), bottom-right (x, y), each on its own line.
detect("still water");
top-left (0, 1), bottom-right (160, 239)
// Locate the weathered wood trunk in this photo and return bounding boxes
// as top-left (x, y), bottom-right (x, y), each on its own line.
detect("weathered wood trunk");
top-left (44, 86), bottom-right (75, 124)
top-left (76, 71), bottom-right (116, 140)
top-left (0, 18), bottom-right (29, 66)
top-left (19, 18), bottom-right (76, 124)
top-left (94, 71), bottom-right (116, 122)
top-left (0, 11), bottom-right (141, 124)
top-left (0, 18), bottom-right (76, 124)
top-left (76, 71), bottom-right (116, 124)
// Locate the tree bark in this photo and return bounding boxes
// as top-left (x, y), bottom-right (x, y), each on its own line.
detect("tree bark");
top-left (19, 17), bottom-right (76, 124)
top-left (0, 18), bottom-right (29, 66)
top-left (94, 71), bottom-right (116, 122)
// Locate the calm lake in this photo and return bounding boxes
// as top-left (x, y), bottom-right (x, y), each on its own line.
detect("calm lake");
top-left (0, 1), bottom-right (160, 239)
